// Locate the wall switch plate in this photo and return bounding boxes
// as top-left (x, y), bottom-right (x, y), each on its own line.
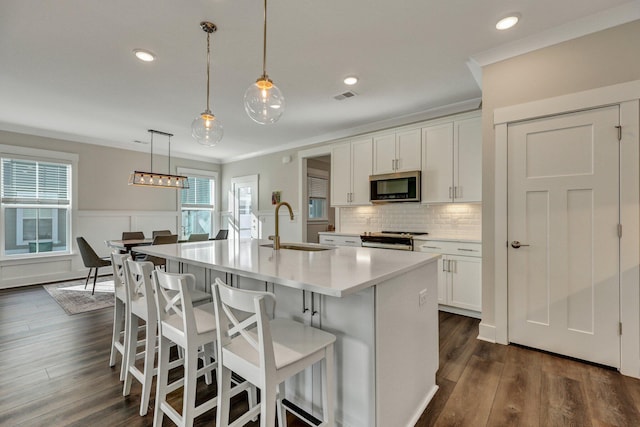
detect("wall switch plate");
top-left (419, 289), bottom-right (427, 306)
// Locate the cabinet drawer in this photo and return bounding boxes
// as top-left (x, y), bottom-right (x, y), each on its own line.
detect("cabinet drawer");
top-left (319, 234), bottom-right (362, 247)
top-left (414, 240), bottom-right (481, 257)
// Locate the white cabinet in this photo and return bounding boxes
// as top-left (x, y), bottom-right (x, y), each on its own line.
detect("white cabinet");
top-left (372, 129), bottom-right (421, 174)
top-left (319, 233), bottom-right (361, 247)
top-left (330, 138), bottom-right (372, 206)
top-left (422, 115), bottom-right (481, 203)
top-left (414, 240), bottom-right (482, 315)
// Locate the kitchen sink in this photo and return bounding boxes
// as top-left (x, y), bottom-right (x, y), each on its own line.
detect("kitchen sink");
top-left (260, 243), bottom-right (334, 251)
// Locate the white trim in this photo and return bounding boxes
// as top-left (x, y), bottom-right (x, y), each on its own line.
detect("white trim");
top-left (478, 323), bottom-right (497, 343)
top-left (494, 80), bottom-right (640, 125)
top-left (298, 146), bottom-right (333, 243)
top-left (406, 385), bottom-right (439, 427)
top-left (493, 81), bottom-right (640, 377)
top-left (472, 1), bottom-right (640, 67)
top-left (0, 144), bottom-right (79, 163)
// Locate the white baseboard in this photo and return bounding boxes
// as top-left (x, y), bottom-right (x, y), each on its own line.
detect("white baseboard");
top-left (478, 322), bottom-right (497, 343)
top-left (406, 385), bottom-right (439, 427)
top-left (439, 305), bottom-right (482, 319)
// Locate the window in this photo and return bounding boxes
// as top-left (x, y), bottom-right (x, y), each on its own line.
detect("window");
top-left (1, 157), bottom-right (71, 256)
top-left (179, 170), bottom-right (217, 240)
top-left (308, 174), bottom-right (328, 221)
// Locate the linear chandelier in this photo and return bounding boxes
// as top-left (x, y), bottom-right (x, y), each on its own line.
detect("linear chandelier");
top-left (128, 129), bottom-right (189, 189)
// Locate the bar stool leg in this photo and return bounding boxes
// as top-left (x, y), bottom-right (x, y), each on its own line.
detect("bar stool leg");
top-left (322, 344), bottom-right (335, 426)
top-left (123, 315), bottom-right (139, 396)
top-left (182, 343), bottom-right (199, 427)
top-left (261, 385), bottom-right (277, 427)
top-left (216, 365), bottom-right (232, 427)
top-left (153, 335), bottom-right (171, 427)
top-left (139, 320), bottom-right (156, 416)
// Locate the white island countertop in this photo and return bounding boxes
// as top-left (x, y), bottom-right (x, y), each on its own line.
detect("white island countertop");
top-left (134, 239), bottom-right (438, 298)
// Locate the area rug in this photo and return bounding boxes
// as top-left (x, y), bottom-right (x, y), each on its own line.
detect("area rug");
top-left (43, 276), bottom-right (115, 315)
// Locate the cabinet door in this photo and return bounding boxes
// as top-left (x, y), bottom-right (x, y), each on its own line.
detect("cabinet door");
top-left (454, 116), bottom-right (482, 202)
top-left (331, 142), bottom-right (351, 206)
top-left (372, 134), bottom-right (396, 174)
top-left (422, 123), bottom-right (454, 203)
top-left (447, 255), bottom-right (481, 311)
top-left (350, 138), bottom-right (373, 205)
top-left (395, 129), bottom-right (421, 172)
top-left (437, 256), bottom-right (448, 304)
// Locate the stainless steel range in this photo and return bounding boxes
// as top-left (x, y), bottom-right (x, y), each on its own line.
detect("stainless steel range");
top-left (360, 231), bottom-right (428, 251)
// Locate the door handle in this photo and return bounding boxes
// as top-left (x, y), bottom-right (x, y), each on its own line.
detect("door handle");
top-left (511, 241), bottom-right (530, 249)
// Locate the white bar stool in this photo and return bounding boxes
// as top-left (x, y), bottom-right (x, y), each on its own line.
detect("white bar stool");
top-left (212, 278), bottom-right (336, 427)
top-left (109, 252), bottom-right (131, 381)
top-left (151, 270), bottom-right (222, 427)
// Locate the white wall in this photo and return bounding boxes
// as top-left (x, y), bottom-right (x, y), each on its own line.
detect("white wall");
top-left (0, 130), bottom-right (219, 288)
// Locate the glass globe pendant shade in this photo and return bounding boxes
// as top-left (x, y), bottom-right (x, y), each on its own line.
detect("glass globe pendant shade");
top-left (191, 110), bottom-right (224, 147)
top-left (244, 77), bottom-right (285, 125)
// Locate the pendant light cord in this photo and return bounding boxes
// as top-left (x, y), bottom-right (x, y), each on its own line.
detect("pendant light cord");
top-left (262, 0), bottom-right (268, 77)
top-left (206, 30), bottom-right (211, 112)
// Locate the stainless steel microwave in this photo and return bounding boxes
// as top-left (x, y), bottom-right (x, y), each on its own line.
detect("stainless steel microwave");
top-left (369, 171), bottom-right (421, 203)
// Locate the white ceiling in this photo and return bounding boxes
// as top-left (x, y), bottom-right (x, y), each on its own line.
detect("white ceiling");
top-left (0, 0), bottom-right (637, 163)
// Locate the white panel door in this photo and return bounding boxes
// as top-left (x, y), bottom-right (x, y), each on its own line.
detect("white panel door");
top-left (422, 123), bottom-right (454, 203)
top-left (507, 105), bottom-right (620, 367)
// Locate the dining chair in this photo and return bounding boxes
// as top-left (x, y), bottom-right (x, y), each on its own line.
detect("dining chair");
top-left (152, 229), bottom-right (172, 239)
top-left (76, 237), bottom-right (111, 295)
top-left (141, 234), bottom-right (178, 269)
top-left (187, 233), bottom-right (209, 242)
top-left (122, 231), bottom-right (145, 240)
top-left (212, 229), bottom-right (228, 240)
top-left (212, 278), bottom-right (336, 427)
top-left (109, 252), bottom-right (132, 381)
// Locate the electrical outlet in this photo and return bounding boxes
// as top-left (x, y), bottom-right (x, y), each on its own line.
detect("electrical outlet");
top-left (419, 289), bottom-right (427, 306)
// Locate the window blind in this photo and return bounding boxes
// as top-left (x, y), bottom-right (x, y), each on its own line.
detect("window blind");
top-left (308, 176), bottom-right (328, 199)
top-left (1, 158), bottom-right (70, 204)
top-left (181, 176), bottom-right (213, 207)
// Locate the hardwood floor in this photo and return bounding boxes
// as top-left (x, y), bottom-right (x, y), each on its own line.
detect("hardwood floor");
top-left (1, 286), bottom-right (639, 426)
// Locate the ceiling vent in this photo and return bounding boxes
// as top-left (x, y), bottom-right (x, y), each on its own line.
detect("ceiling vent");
top-left (334, 91), bottom-right (357, 101)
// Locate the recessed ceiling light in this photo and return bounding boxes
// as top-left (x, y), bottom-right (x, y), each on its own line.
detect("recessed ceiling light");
top-left (133, 49), bottom-right (156, 62)
top-left (496, 14), bottom-right (520, 30)
top-left (343, 76), bottom-right (358, 85)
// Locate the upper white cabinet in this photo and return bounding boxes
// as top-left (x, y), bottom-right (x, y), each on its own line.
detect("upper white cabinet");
top-left (372, 129), bottom-right (421, 174)
top-left (422, 115), bottom-right (481, 203)
top-left (331, 137), bottom-right (372, 206)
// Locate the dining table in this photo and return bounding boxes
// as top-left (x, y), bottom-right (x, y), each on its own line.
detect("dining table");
top-left (105, 238), bottom-right (154, 253)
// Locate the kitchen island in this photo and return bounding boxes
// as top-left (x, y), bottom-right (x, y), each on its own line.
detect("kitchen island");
top-left (135, 239), bottom-right (439, 427)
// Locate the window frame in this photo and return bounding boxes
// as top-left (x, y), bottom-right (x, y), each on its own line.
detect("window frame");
top-left (177, 167), bottom-right (219, 240)
top-left (0, 145), bottom-right (78, 260)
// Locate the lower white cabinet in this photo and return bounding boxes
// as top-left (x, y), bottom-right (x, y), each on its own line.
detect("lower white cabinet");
top-left (414, 240), bottom-right (481, 314)
top-left (318, 233), bottom-right (362, 247)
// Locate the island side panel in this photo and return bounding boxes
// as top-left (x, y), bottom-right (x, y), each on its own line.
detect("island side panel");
top-left (375, 260), bottom-right (439, 427)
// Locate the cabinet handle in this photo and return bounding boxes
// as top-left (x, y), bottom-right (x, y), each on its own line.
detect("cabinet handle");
top-left (391, 159), bottom-right (395, 170)
top-left (311, 292), bottom-right (318, 316)
top-left (449, 186), bottom-right (453, 199)
top-left (448, 260), bottom-right (455, 273)
top-left (422, 245), bottom-right (441, 249)
top-left (325, 239), bottom-right (335, 242)
top-left (442, 259), bottom-right (447, 272)
top-left (458, 248), bottom-right (477, 252)
top-left (345, 240), bottom-right (356, 243)
top-left (302, 290), bottom-right (309, 313)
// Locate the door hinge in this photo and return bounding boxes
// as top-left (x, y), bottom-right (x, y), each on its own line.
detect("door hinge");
top-left (619, 322), bottom-right (623, 336)
top-left (618, 223), bottom-right (623, 238)
top-left (615, 125), bottom-right (622, 141)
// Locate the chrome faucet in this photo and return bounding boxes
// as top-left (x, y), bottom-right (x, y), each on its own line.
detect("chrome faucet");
top-left (269, 201), bottom-right (294, 250)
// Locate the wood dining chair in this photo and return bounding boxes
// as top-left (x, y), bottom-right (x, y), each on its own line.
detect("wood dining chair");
top-left (122, 231), bottom-right (145, 240)
top-left (212, 229), bottom-right (228, 240)
top-left (187, 233), bottom-right (209, 242)
top-left (152, 230), bottom-right (172, 239)
top-left (140, 234), bottom-right (178, 269)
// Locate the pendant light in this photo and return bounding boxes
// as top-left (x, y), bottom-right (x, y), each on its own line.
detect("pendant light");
top-left (129, 130), bottom-right (189, 189)
top-left (191, 21), bottom-right (224, 147)
top-left (244, 0), bottom-right (285, 124)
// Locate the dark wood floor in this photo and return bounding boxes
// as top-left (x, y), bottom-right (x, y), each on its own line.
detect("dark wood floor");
top-left (1, 285), bottom-right (640, 426)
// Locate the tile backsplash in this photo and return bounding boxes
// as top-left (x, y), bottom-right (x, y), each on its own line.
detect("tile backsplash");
top-left (338, 203), bottom-right (481, 237)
